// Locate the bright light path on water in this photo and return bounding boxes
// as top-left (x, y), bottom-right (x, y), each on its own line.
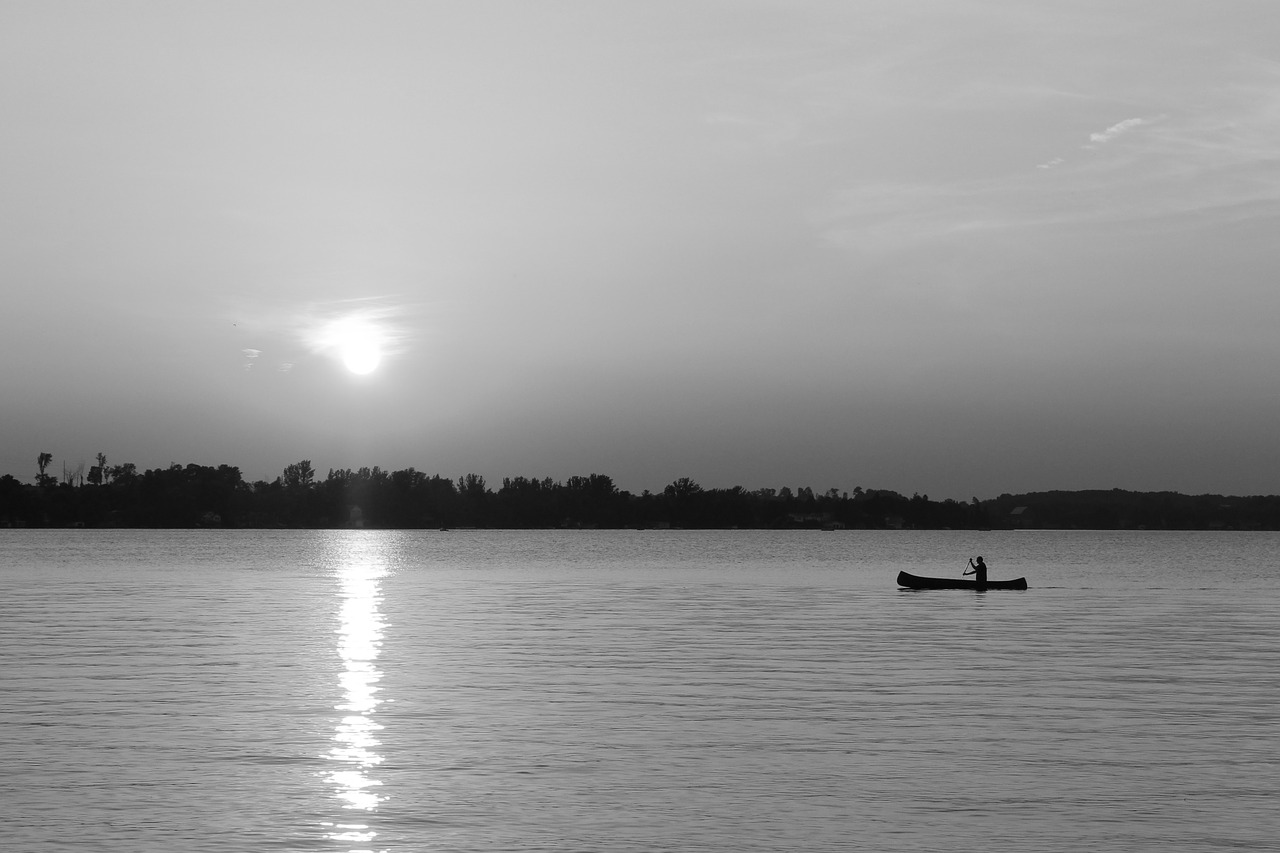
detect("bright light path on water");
top-left (321, 535), bottom-right (390, 852)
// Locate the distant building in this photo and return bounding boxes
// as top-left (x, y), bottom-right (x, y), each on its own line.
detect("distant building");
top-left (1010, 506), bottom-right (1032, 528)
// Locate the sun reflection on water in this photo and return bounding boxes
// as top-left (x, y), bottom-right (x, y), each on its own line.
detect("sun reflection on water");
top-left (322, 537), bottom-right (390, 852)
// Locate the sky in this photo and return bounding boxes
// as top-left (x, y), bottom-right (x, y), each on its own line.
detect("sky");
top-left (3, 1), bottom-right (1279, 500)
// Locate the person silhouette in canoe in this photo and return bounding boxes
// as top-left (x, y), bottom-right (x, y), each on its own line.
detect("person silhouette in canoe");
top-left (964, 556), bottom-right (988, 586)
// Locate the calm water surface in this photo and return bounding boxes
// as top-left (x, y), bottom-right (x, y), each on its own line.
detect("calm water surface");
top-left (2, 530), bottom-right (1277, 851)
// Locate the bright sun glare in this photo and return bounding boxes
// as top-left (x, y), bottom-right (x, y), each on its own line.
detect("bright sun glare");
top-left (302, 308), bottom-right (399, 376)
top-left (324, 317), bottom-right (384, 375)
top-left (342, 339), bottom-right (382, 375)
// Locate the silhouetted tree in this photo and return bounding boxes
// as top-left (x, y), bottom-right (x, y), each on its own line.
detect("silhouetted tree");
top-left (281, 460), bottom-right (315, 490)
top-left (0, 473), bottom-right (25, 523)
top-left (89, 452), bottom-right (109, 486)
top-left (36, 452), bottom-right (54, 487)
top-left (663, 477), bottom-right (705, 527)
top-left (109, 462), bottom-right (138, 484)
top-left (456, 473), bottom-right (489, 526)
top-left (497, 476), bottom-right (559, 527)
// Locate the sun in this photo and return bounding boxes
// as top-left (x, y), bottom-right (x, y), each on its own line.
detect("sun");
top-left (329, 318), bottom-right (383, 375)
top-left (342, 339), bottom-right (382, 374)
top-left (303, 308), bottom-right (398, 376)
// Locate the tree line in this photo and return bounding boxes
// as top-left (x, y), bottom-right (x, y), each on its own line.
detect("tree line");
top-left (2, 454), bottom-right (1278, 530)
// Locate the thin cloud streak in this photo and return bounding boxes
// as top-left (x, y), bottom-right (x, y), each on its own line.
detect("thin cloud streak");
top-left (1086, 116), bottom-right (1152, 147)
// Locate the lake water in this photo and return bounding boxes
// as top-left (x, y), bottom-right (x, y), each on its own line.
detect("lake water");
top-left (2, 529), bottom-right (1277, 852)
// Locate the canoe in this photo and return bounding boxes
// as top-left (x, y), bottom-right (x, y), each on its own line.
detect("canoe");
top-left (897, 570), bottom-right (1028, 590)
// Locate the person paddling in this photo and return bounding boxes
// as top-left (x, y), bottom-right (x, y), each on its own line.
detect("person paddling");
top-left (964, 556), bottom-right (988, 586)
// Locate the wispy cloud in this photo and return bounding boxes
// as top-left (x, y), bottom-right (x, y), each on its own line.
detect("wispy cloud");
top-left (1030, 115), bottom-right (1165, 172)
top-left (1085, 116), bottom-right (1163, 149)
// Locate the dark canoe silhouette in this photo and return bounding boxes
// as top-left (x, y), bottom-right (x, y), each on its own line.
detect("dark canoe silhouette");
top-left (897, 570), bottom-right (1028, 591)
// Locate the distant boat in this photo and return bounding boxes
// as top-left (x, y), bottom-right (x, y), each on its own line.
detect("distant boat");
top-left (896, 570), bottom-right (1028, 591)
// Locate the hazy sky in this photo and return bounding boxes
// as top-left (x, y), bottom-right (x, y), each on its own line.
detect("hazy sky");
top-left (3, 1), bottom-right (1279, 499)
